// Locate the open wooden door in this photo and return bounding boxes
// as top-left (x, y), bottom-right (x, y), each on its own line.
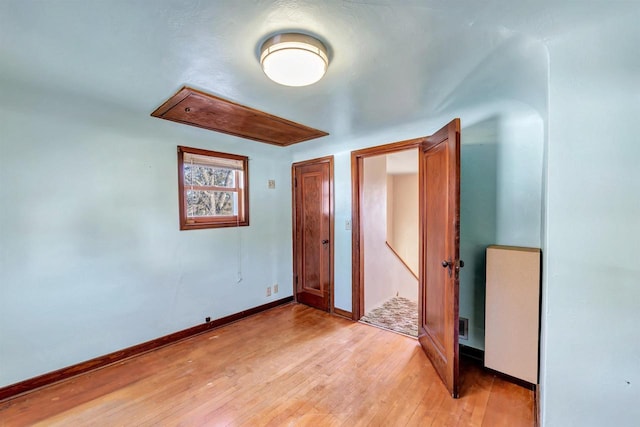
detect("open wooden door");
top-left (292, 157), bottom-right (333, 312)
top-left (418, 119), bottom-right (462, 398)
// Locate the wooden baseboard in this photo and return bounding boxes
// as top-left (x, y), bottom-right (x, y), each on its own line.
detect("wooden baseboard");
top-left (0, 296), bottom-right (294, 402)
top-left (460, 344), bottom-right (485, 364)
top-left (333, 307), bottom-right (352, 319)
top-left (459, 344), bottom-right (536, 391)
top-left (484, 367), bottom-right (537, 391)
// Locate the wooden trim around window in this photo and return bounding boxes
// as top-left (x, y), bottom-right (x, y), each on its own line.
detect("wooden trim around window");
top-left (177, 146), bottom-right (249, 230)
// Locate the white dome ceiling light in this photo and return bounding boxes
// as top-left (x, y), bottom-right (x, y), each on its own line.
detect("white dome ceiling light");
top-left (260, 33), bottom-right (329, 87)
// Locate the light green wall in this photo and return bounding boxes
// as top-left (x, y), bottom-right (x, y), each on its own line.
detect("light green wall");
top-left (459, 120), bottom-right (499, 349)
top-left (540, 9), bottom-right (640, 426)
top-left (460, 112), bottom-right (544, 349)
top-left (1, 7), bottom-right (638, 425)
top-left (291, 35), bottom-right (548, 351)
top-left (0, 34), bottom-right (549, 388)
top-left (0, 81), bottom-right (293, 386)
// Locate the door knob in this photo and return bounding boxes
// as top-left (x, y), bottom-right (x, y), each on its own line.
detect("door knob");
top-left (441, 259), bottom-right (465, 277)
top-left (442, 260), bottom-right (452, 277)
top-left (442, 260), bottom-right (464, 268)
top-left (322, 239), bottom-right (329, 244)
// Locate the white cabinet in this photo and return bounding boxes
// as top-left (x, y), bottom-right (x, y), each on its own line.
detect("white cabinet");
top-left (485, 245), bottom-right (541, 384)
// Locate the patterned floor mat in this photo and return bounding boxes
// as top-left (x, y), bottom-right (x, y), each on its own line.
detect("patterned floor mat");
top-left (360, 296), bottom-right (418, 337)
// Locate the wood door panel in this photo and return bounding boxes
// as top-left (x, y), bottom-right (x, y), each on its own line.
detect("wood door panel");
top-left (418, 119), bottom-right (461, 398)
top-left (292, 157), bottom-right (334, 312)
top-left (349, 120), bottom-right (460, 397)
top-left (296, 291), bottom-right (326, 309)
top-left (424, 142), bottom-right (448, 356)
top-left (301, 172), bottom-right (323, 292)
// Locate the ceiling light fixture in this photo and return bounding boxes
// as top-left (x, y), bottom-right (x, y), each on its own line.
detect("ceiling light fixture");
top-left (260, 33), bottom-right (329, 87)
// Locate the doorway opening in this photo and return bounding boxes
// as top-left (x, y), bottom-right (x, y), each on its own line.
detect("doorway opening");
top-left (351, 119), bottom-right (462, 397)
top-left (350, 136), bottom-right (425, 322)
top-left (358, 149), bottom-right (419, 337)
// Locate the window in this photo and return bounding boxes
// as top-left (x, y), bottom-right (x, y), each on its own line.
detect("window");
top-left (178, 146), bottom-right (249, 230)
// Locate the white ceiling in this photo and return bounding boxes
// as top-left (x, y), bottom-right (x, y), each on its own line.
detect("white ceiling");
top-left (0, 1), bottom-right (633, 142)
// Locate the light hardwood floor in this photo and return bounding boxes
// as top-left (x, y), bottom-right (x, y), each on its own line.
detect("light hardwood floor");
top-left (0, 303), bottom-right (535, 426)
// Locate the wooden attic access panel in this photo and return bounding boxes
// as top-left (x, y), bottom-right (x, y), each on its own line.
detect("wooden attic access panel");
top-left (151, 87), bottom-right (328, 147)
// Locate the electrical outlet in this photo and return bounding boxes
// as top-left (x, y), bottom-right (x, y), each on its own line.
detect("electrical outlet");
top-left (268, 179), bottom-right (276, 189)
top-left (274, 284), bottom-right (278, 293)
top-left (205, 317), bottom-right (211, 323)
top-left (345, 219), bottom-right (352, 230)
top-left (266, 286), bottom-right (271, 296)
